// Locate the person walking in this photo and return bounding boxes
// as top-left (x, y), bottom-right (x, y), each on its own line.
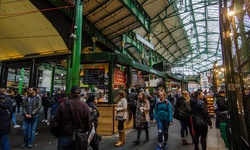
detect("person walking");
top-left (127, 88), bottom-right (137, 129)
top-left (20, 87), bottom-right (42, 149)
top-left (0, 88), bottom-right (13, 150)
top-left (51, 86), bottom-right (91, 150)
top-left (14, 93), bottom-right (23, 113)
top-left (132, 92), bottom-right (150, 146)
top-left (114, 90), bottom-right (128, 147)
top-left (153, 90), bottom-right (173, 150)
top-left (175, 91), bottom-right (194, 145)
top-left (86, 95), bottom-right (100, 150)
top-left (190, 90), bottom-right (212, 150)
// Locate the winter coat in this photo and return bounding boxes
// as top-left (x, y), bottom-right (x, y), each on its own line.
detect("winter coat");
top-left (215, 94), bottom-right (228, 112)
top-left (116, 97), bottom-right (128, 120)
top-left (154, 100), bottom-right (173, 122)
top-left (190, 98), bottom-right (212, 126)
top-left (176, 96), bottom-right (191, 118)
top-left (135, 99), bottom-right (150, 126)
top-left (22, 94), bottom-right (42, 117)
top-left (0, 95), bottom-right (13, 136)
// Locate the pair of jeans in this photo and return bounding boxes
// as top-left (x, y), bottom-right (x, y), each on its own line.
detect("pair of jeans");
top-left (193, 124), bottom-right (208, 150)
top-left (11, 112), bottom-right (17, 126)
top-left (22, 116), bottom-right (39, 144)
top-left (58, 135), bottom-right (73, 150)
top-left (156, 119), bottom-right (169, 144)
top-left (180, 117), bottom-right (194, 138)
top-left (0, 134), bottom-right (10, 150)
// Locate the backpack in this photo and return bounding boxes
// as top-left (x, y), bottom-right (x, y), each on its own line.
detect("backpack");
top-left (127, 93), bottom-right (136, 107)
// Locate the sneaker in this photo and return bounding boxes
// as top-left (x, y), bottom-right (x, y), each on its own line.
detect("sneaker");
top-left (162, 143), bottom-right (168, 149)
top-left (41, 119), bottom-right (45, 123)
top-left (14, 125), bottom-right (21, 128)
top-left (20, 142), bottom-right (27, 148)
top-left (28, 144), bottom-right (33, 148)
top-left (44, 120), bottom-right (48, 123)
top-left (35, 132), bottom-right (38, 135)
top-left (156, 145), bottom-right (162, 150)
top-left (47, 122), bottom-right (50, 125)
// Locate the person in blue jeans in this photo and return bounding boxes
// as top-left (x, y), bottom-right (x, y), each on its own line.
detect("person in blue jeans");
top-left (153, 90), bottom-right (173, 150)
top-left (0, 88), bottom-right (13, 150)
top-left (20, 87), bottom-right (42, 149)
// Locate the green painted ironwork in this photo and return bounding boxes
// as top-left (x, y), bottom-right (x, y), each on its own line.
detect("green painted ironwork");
top-left (66, 56), bottom-right (72, 94)
top-left (18, 68), bottom-right (24, 94)
top-left (71, 0), bottom-right (82, 86)
top-left (119, 0), bottom-right (151, 32)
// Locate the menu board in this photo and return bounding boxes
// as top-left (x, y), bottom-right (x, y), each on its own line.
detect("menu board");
top-left (84, 69), bottom-right (105, 84)
top-left (114, 68), bottom-right (126, 85)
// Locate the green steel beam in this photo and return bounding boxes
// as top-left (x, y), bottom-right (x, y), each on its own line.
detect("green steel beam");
top-left (47, 0), bottom-right (121, 53)
top-left (119, 0), bottom-right (151, 32)
top-left (188, 0), bottom-right (201, 53)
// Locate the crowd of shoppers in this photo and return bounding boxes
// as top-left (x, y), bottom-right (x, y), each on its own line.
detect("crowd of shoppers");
top-left (1, 85), bottom-right (229, 150)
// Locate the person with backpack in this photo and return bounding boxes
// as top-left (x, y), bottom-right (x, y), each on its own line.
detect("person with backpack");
top-left (153, 90), bottom-right (173, 150)
top-left (132, 92), bottom-right (150, 146)
top-left (127, 88), bottom-right (137, 129)
top-left (86, 95), bottom-right (101, 150)
top-left (0, 88), bottom-right (13, 150)
top-left (175, 91), bottom-right (194, 145)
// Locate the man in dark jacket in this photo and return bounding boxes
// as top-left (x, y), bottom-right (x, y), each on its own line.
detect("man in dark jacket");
top-left (0, 88), bottom-right (13, 150)
top-left (51, 86), bottom-right (91, 150)
top-left (215, 90), bottom-right (228, 128)
top-left (20, 87), bottom-right (42, 149)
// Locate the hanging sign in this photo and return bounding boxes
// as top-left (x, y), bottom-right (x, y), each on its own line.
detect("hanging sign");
top-left (114, 69), bottom-right (126, 85)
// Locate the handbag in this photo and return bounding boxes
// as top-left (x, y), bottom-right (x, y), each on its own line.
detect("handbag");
top-left (65, 101), bottom-right (88, 150)
top-left (115, 115), bottom-right (124, 121)
top-left (173, 108), bottom-right (181, 120)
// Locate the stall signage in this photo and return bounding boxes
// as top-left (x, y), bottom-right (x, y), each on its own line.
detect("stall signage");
top-left (84, 69), bottom-right (105, 84)
top-left (114, 69), bottom-right (126, 85)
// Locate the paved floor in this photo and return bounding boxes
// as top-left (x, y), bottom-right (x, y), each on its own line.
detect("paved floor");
top-left (9, 113), bottom-right (227, 150)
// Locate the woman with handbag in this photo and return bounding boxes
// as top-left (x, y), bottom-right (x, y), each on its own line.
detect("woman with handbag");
top-left (114, 90), bottom-right (128, 147)
top-left (132, 92), bottom-right (150, 146)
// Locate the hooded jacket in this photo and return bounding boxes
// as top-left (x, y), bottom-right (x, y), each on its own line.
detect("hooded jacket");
top-left (215, 94), bottom-right (228, 112)
top-left (154, 100), bottom-right (173, 122)
top-left (0, 95), bottom-right (13, 136)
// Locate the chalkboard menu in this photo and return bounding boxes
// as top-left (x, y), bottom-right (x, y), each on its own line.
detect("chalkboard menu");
top-left (84, 69), bottom-right (105, 84)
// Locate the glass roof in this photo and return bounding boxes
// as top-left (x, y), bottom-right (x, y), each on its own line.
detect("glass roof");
top-left (172, 0), bottom-right (223, 75)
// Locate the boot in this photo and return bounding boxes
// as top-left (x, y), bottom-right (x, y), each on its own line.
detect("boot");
top-left (182, 139), bottom-right (190, 145)
top-left (133, 129), bottom-right (141, 146)
top-left (115, 131), bottom-right (125, 147)
top-left (122, 129), bottom-right (126, 143)
top-left (143, 129), bottom-right (149, 143)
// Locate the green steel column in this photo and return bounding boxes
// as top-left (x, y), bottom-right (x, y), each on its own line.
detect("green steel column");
top-left (219, 0), bottom-right (242, 149)
top-left (147, 33), bottom-right (153, 68)
top-left (50, 66), bottom-right (55, 95)
top-left (71, 0), bottom-right (83, 86)
top-left (92, 37), bottom-right (96, 53)
top-left (18, 68), bottom-right (24, 94)
top-left (108, 55), bottom-right (114, 104)
top-left (127, 65), bottom-right (132, 89)
top-left (121, 41), bottom-right (125, 71)
top-left (66, 56), bottom-right (72, 94)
